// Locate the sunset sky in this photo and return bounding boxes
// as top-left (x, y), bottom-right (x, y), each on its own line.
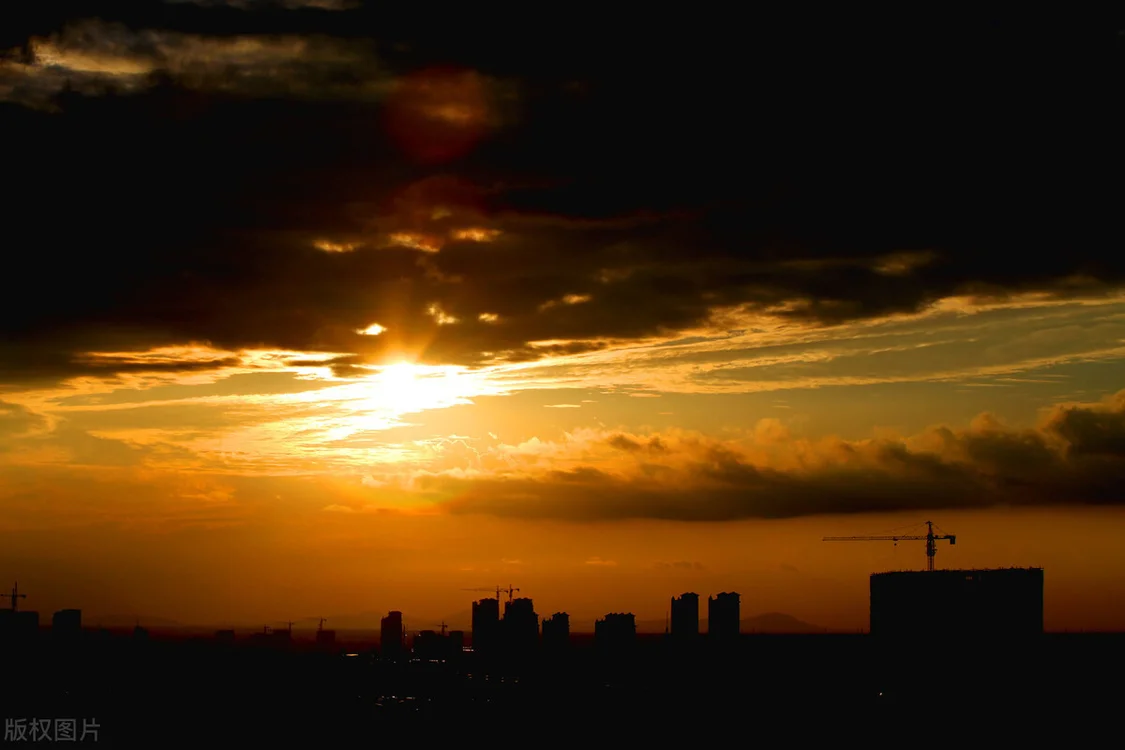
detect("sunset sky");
top-left (2, 5), bottom-right (1124, 632)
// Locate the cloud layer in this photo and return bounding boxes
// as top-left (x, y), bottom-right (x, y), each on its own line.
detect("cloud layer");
top-left (402, 391), bottom-right (1125, 521)
top-left (0, 8), bottom-right (1122, 384)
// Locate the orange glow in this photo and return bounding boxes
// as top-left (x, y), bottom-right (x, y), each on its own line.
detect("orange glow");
top-left (383, 67), bottom-right (494, 163)
top-left (451, 228), bottom-right (501, 242)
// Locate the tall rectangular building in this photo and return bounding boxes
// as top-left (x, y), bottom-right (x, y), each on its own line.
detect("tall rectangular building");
top-left (542, 612), bottom-right (570, 650)
top-left (708, 592), bottom-right (740, 639)
top-left (52, 609), bottom-right (82, 638)
top-left (503, 597), bottom-right (539, 654)
top-left (595, 613), bottom-right (636, 652)
top-left (471, 597), bottom-right (500, 654)
top-left (0, 610), bottom-right (39, 641)
top-left (670, 593), bottom-right (700, 637)
top-left (380, 611), bottom-right (404, 657)
top-left (870, 568), bottom-right (1044, 640)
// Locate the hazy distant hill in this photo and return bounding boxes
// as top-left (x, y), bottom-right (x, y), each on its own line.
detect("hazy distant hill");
top-left (740, 613), bottom-right (825, 633)
top-left (89, 614), bottom-right (184, 629)
top-left (633, 613), bottom-right (824, 634)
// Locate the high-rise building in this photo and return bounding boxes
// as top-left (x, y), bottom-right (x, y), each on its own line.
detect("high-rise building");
top-left (870, 568), bottom-right (1044, 640)
top-left (471, 598), bottom-right (500, 654)
top-left (0, 610), bottom-right (39, 641)
top-left (503, 597), bottom-right (539, 654)
top-left (542, 612), bottom-right (570, 650)
top-left (670, 593), bottom-right (699, 638)
top-left (708, 592), bottom-right (740, 639)
top-left (52, 609), bottom-right (82, 639)
top-left (380, 611), bottom-right (404, 658)
top-left (595, 613), bottom-right (636, 652)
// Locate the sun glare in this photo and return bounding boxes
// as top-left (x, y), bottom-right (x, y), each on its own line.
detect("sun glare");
top-left (377, 361), bottom-right (423, 389)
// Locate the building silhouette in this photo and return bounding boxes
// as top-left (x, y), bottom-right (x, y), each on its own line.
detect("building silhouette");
top-left (52, 609), bottom-right (82, 639)
top-left (413, 629), bottom-right (442, 660)
top-left (503, 597), bottom-right (539, 655)
top-left (215, 629), bottom-right (236, 643)
top-left (870, 567), bottom-right (1044, 640)
top-left (541, 612), bottom-right (569, 650)
top-left (595, 613), bottom-right (636, 653)
top-left (0, 583), bottom-right (37, 641)
top-left (708, 592), bottom-right (740, 639)
top-left (671, 593), bottom-right (699, 638)
top-left (380, 611), bottom-right (404, 658)
top-left (413, 628), bottom-right (463, 661)
top-left (471, 597), bottom-right (500, 654)
top-left (315, 627), bottom-right (336, 648)
top-left (0, 610), bottom-right (39, 641)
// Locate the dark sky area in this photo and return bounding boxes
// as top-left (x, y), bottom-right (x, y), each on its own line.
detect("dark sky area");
top-left (2, 5), bottom-right (1121, 381)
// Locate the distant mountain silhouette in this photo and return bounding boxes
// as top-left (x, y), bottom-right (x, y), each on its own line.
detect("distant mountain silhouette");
top-left (634, 613), bottom-right (824, 634)
top-left (739, 613), bottom-right (824, 633)
top-left (288, 611), bottom-right (470, 632)
top-left (90, 614), bottom-right (183, 628)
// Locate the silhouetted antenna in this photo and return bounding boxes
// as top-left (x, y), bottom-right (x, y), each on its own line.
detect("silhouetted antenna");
top-left (503, 584), bottom-right (520, 603)
top-left (823, 520), bottom-right (957, 572)
top-left (441, 621), bottom-right (447, 636)
top-left (318, 618), bottom-right (327, 632)
top-left (1, 582), bottom-right (26, 612)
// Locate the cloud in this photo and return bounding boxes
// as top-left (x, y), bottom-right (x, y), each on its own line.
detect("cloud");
top-left (584, 556), bottom-right (617, 566)
top-left (412, 391), bottom-right (1125, 521)
top-left (1, 18), bottom-right (397, 109)
top-left (0, 13), bottom-right (1121, 384)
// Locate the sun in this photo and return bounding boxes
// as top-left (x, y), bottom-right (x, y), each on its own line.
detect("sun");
top-left (367, 360), bottom-right (474, 414)
top-left (377, 361), bottom-right (423, 391)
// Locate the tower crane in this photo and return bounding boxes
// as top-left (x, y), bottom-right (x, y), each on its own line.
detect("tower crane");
top-left (1, 582), bottom-right (26, 612)
top-left (823, 521), bottom-right (956, 572)
top-left (461, 585), bottom-right (521, 603)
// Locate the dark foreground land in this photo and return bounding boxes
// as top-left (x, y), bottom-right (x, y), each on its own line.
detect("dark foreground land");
top-left (3, 631), bottom-right (1123, 745)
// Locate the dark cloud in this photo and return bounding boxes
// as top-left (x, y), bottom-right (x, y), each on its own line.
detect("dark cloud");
top-left (417, 393), bottom-right (1125, 521)
top-left (1, 6), bottom-right (1123, 382)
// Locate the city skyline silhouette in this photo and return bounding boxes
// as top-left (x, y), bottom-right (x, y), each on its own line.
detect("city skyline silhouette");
top-left (2, 2), bottom-right (1124, 743)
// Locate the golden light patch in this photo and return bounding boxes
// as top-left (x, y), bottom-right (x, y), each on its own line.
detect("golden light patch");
top-left (31, 41), bottom-right (153, 76)
top-left (427, 304), bottom-right (458, 325)
top-left (451, 228), bottom-right (501, 242)
top-left (357, 323), bottom-right (386, 336)
top-left (314, 239), bottom-right (357, 253)
top-left (388, 232), bottom-right (441, 253)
